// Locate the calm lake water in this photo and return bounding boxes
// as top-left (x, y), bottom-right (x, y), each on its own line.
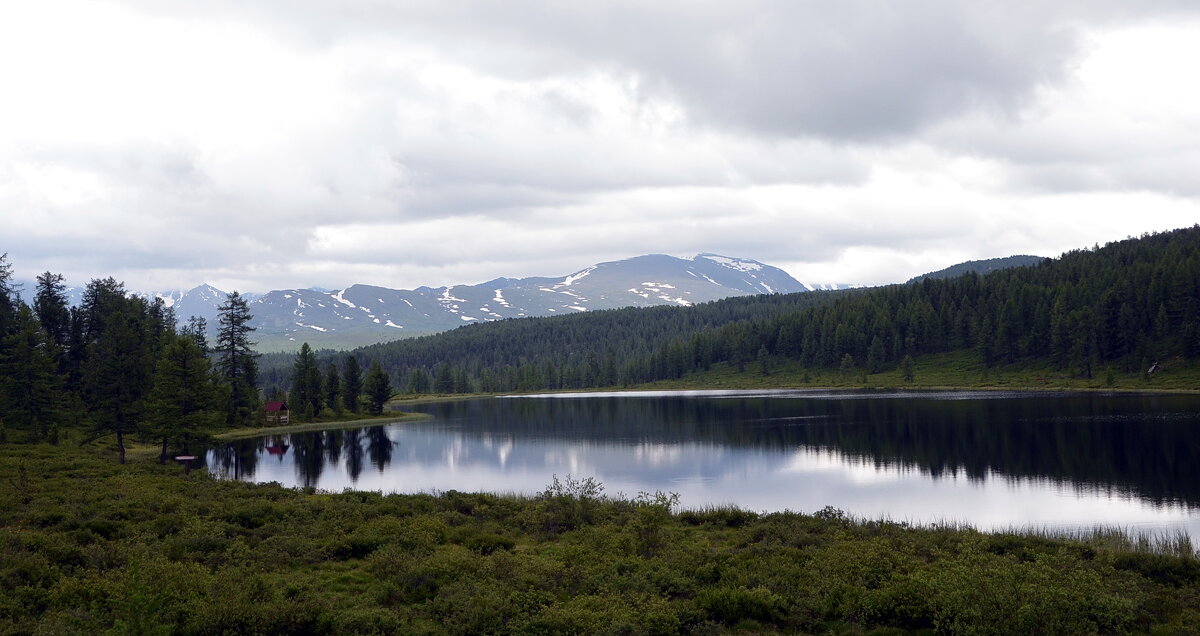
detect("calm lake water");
top-left (207, 389), bottom-right (1200, 537)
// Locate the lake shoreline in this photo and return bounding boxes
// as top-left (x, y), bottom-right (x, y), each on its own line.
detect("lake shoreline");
top-left (383, 382), bottom-right (1200, 405)
top-left (213, 411), bottom-right (432, 441)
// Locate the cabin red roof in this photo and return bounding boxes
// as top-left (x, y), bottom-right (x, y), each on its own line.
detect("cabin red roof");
top-left (265, 401), bottom-right (288, 412)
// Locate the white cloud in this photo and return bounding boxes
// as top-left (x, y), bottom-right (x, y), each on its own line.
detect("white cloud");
top-left (1, 1), bottom-right (1198, 292)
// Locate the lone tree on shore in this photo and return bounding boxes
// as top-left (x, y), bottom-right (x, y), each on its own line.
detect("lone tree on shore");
top-left (216, 292), bottom-right (259, 427)
top-left (901, 355), bottom-right (915, 383)
top-left (363, 360), bottom-right (391, 415)
top-left (289, 343), bottom-right (322, 422)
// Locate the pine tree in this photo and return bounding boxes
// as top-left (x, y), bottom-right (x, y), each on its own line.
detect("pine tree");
top-left (363, 361), bottom-right (391, 415)
top-left (342, 355), bottom-right (362, 413)
top-left (144, 334), bottom-right (221, 462)
top-left (216, 292), bottom-right (259, 427)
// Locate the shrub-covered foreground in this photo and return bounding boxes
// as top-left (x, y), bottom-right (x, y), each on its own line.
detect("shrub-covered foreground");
top-left (2, 443), bottom-right (1199, 635)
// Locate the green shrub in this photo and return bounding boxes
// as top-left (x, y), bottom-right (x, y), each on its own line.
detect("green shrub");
top-left (696, 586), bottom-right (785, 625)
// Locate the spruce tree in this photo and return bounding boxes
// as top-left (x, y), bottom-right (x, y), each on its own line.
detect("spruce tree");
top-left (900, 355), bottom-right (915, 383)
top-left (0, 306), bottom-right (62, 440)
top-left (289, 343), bottom-right (322, 421)
top-left (80, 277), bottom-right (127, 346)
top-left (84, 306), bottom-right (149, 463)
top-left (342, 355), bottom-right (361, 413)
top-left (406, 367), bottom-right (431, 394)
top-left (325, 361), bottom-right (342, 415)
top-left (33, 272), bottom-right (70, 347)
top-left (144, 334), bottom-right (221, 462)
top-left (0, 253), bottom-right (18, 343)
top-left (216, 292), bottom-right (259, 427)
top-left (434, 363), bottom-right (454, 393)
top-left (363, 361), bottom-right (391, 415)
top-left (182, 316), bottom-right (209, 353)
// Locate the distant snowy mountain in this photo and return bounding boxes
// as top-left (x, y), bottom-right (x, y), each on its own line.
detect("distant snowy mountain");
top-left (161, 253), bottom-right (808, 350)
top-left (20, 253), bottom-right (817, 350)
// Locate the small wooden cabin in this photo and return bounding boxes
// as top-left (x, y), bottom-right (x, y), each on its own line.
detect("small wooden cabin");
top-left (264, 401), bottom-right (290, 426)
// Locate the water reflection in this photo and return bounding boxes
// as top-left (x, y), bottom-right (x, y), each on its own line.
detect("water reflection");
top-left (207, 390), bottom-right (1200, 535)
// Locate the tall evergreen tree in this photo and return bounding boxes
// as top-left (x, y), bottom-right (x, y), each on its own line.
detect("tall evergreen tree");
top-left (0, 306), bottom-right (62, 440)
top-left (181, 316), bottom-right (209, 353)
top-left (342, 355), bottom-right (362, 413)
top-left (324, 361), bottom-right (342, 415)
top-left (33, 272), bottom-right (70, 347)
top-left (363, 360), bottom-right (391, 415)
top-left (406, 367), bottom-right (431, 394)
top-left (216, 292), bottom-right (259, 427)
top-left (289, 343), bottom-right (322, 421)
top-left (434, 363), bottom-right (454, 393)
top-left (84, 305), bottom-right (150, 464)
top-left (80, 277), bottom-right (127, 346)
top-left (0, 253), bottom-right (18, 342)
top-left (144, 334), bottom-right (221, 463)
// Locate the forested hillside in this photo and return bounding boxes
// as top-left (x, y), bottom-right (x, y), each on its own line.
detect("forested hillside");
top-left (259, 289), bottom-right (858, 394)
top-left (296, 226), bottom-right (1198, 394)
top-left (906, 255), bottom-right (1046, 283)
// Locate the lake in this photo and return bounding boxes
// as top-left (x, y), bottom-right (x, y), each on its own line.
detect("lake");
top-left (207, 389), bottom-right (1200, 537)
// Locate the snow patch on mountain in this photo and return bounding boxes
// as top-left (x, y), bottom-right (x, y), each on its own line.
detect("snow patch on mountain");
top-left (331, 289), bottom-right (356, 308)
top-left (556, 267), bottom-right (595, 288)
top-left (701, 254), bottom-right (763, 272)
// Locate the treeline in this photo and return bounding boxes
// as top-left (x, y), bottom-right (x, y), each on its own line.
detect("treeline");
top-left (290, 226), bottom-right (1199, 394)
top-left (279, 343), bottom-right (392, 421)
top-left (0, 257), bottom-right (259, 461)
top-left (259, 285), bottom-right (856, 395)
top-left (674, 225), bottom-right (1200, 380)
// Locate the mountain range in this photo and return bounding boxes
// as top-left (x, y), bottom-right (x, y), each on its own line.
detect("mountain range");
top-left (149, 254), bottom-right (847, 351)
top-left (23, 251), bottom-right (1049, 352)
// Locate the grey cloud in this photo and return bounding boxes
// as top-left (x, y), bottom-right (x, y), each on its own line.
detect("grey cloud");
top-left (115, 0), bottom-right (1200, 142)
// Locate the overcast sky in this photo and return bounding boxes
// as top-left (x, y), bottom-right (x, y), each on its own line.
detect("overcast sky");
top-left (3, 1), bottom-right (1199, 293)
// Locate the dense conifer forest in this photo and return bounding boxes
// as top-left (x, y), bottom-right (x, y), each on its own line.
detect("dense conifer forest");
top-left (266, 226), bottom-right (1200, 396)
top-left (0, 261), bottom-right (262, 452)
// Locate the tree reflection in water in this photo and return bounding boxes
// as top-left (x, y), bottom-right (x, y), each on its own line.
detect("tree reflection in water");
top-left (209, 392), bottom-right (1200, 509)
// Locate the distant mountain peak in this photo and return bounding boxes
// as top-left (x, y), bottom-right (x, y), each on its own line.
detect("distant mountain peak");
top-left (213, 252), bottom-right (812, 351)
